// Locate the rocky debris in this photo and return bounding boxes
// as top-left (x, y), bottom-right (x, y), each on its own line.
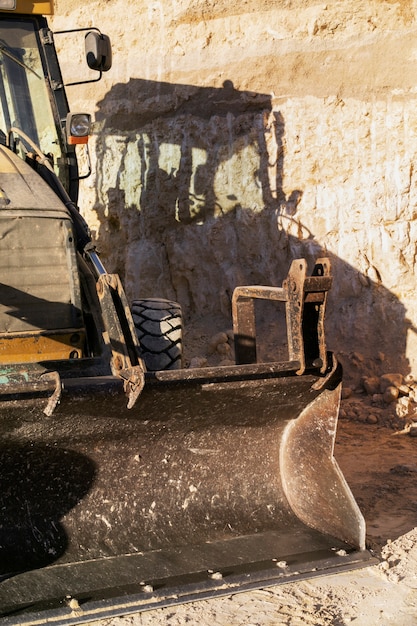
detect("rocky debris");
top-left (207, 332), bottom-right (229, 355)
top-left (340, 372), bottom-right (417, 432)
top-left (207, 331), bottom-right (234, 360)
top-left (189, 329), bottom-right (235, 367)
top-left (378, 529), bottom-right (417, 585)
top-left (189, 356), bottom-right (208, 369)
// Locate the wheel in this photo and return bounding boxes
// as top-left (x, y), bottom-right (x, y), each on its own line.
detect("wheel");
top-left (131, 298), bottom-right (183, 371)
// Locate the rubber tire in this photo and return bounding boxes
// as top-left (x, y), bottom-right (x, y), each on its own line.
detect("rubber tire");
top-left (131, 298), bottom-right (183, 371)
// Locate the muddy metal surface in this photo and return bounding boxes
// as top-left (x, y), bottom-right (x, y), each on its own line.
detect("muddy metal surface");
top-left (92, 415), bottom-right (417, 626)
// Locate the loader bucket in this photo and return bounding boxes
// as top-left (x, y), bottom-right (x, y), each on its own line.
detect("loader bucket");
top-left (0, 256), bottom-right (374, 624)
top-left (0, 359), bottom-right (373, 626)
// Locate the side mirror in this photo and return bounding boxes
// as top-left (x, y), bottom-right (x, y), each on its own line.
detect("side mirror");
top-left (85, 31), bottom-right (112, 72)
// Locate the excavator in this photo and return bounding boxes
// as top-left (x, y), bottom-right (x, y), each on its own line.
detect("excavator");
top-left (0, 2), bottom-right (373, 624)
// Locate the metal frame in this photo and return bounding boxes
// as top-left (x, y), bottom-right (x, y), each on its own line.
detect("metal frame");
top-left (232, 258), bottom-right (332, 374)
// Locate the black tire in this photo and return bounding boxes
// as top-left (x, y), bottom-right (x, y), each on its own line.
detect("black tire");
top-left (131, 298), bottom-right (183, 371)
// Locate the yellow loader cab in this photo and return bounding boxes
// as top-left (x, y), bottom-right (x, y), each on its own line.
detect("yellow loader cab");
top-left (0, 0), bottom-right (112, 371)
top-left (0, 3), bottom-right (373, 626)
top-left (0, 0), bottom-right (53, 14)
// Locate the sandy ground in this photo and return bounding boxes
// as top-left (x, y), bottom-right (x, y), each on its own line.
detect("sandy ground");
top-left (84, 407), bottom-right (417, 626)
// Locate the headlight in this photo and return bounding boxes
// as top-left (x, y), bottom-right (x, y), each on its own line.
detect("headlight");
top-left (66, 113), bottom-right (91, 145)
top-left (0, 1), bottom-right (16, 9)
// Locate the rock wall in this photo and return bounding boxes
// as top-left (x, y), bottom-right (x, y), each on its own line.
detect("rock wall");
top-left (51, 1), bottom-right (417, 383)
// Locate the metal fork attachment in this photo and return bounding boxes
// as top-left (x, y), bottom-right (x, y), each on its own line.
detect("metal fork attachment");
top-left (232, 258), bottom-right (332, 374)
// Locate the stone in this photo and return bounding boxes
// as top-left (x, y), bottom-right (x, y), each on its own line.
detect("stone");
top-left (380, 374), bottom-right (404, 393)
top-left (362, 376), bottom-right (380, 395)
top-left (395, 397), bottom-right (411, 418)
top-left (397, 384), bottom-right (412, 396)
top-left (207, 332), bottom-right (229, 355)
top-left (409, 387), bottom-right (417, 402)
top-left (189, 356), bottom-right (208, 369)
top-left (383, 386), bottom-right (399, 404)
top-left (216, 342), bottom-right (232, 356)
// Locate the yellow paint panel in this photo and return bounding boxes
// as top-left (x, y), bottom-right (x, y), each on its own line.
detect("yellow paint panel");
top-left (0, 0), bottom-right (53, 15)
top-left (0, 331), bottom-right (84, 364)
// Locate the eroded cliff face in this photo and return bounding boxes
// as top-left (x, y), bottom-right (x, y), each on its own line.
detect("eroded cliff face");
top-left (51, 1), bottom-right (417, 383)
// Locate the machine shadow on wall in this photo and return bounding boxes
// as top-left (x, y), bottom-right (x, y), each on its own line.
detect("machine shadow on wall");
top-left (93, 78), bottom-right (413, 383)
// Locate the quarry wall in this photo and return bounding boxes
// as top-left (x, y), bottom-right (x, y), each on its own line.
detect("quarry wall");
top-left (51, 1), bottom-right (417, 384)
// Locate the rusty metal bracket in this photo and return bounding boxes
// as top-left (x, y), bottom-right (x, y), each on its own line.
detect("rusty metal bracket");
top-left (232, 258), bottom-right (332, 375)
top-left (96, 273), bottom-right (146, 407)
top-left (118, 365), bottom-right (146, 410)
top-left (303, 258), bottom-right (331, 374)
top-left (40, 371), bottom-right (62, 416)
